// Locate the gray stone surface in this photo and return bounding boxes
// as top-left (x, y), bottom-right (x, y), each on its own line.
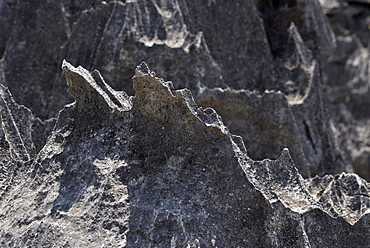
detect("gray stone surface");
top-left (0, 0), bottom-right (68, 119)
top-left (0, 0), bottom-right (370, 247)
top-left (2, 0), bottom-right (336, 119)
top-left (0, 61), bottom-right (369, 247)
top-left (196, 86), bottom-right (312, 177)
top-left (319, 0), bottom-right (370, 181)
top-left (196, 22), bottom-right (348, 178)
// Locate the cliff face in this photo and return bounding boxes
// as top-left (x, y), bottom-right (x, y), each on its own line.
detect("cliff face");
top-left (0, 0), bottom-right (370, 247)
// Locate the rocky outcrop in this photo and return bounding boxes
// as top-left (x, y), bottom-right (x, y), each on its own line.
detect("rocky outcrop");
top-left (196, 86), bottom-right (312, 177)
top-left (0, 83), bottom-right (54, 202)
top-left (0, 61), bottom-right (369, 247)
top-left (319, 0), bottom-right (370, 181)
top-left (0, 0), bottom-right (354, 176)
top-left (1, 0), bottom-right (370, 247)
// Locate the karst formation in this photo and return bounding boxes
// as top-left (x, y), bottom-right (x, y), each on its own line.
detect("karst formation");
top-left (0, 0), bottom-right (370, 247)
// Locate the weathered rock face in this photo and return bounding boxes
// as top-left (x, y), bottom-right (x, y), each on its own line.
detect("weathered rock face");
top-left (1, 61), bottom-right (370, 247)
top-left (1, 0), bottom-right (370, 247)
top-left (0, 62), bottom-right (274, 247)
top-left (196, 86), bottom-right (312, 177)
top-left (318, 0), bottom-right (370, 181)
top-left (0, 0), bottom-right (352, 177)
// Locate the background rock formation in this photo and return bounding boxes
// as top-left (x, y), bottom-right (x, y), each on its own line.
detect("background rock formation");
top-left (0, 0), bottom-right (370, 247)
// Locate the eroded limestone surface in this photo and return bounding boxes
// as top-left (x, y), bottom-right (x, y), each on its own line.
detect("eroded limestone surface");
top-left (0, 62), bottom-right (369, 247)
top-left (1, 0), bottom-right (370, 247)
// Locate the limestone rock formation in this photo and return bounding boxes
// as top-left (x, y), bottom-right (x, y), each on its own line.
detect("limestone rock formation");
top-left (0, 61), bottom-right (369, 247)
top-left (319, 0), bottom-right (370, 181)
top-left (0, 0), bottom-right (370, 247)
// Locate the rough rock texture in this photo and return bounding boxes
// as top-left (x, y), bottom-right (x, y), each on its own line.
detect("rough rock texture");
top-left (0, 83), bottom-right (55, 201)
top-left (196, 86), bottom-right (312, 177)
top-left (319, 0), bottom-right (370, 181)
top-left (0, 0), bottom-right (370, 247)
top-left (1, 61), bottom-right (370, 247)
